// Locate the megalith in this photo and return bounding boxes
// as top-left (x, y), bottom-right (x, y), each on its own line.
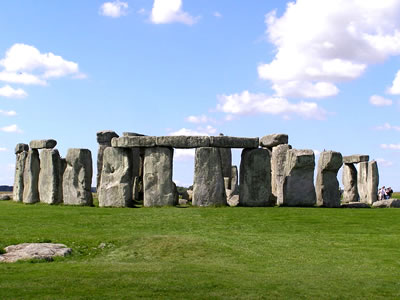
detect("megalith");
top-left (364, 160), bottom-right (379, 205)
top-left (272, 144), bottom-right (291, 205)
top-left (260, 133), bottom-right (288, 149)
top-left (13, 143), bottom-right (29, 202)
top-left (38, 149), bottom-right (63, 204)
top-left (23, 149), bottom-right (40, 204)
top-left (230, 165), bottom-right (238, 194)
top-left (239, 148), bottom-right (274, 206)
top-left (316, 151), bottom-right (343, 207)
top-left (96, 130), bottom-right (119, 190)
top-left (218, 134), bottom-right (232, 190)
top-left (63, 149), bottom-right (93, 206)
top-left (98, 147), bottom-right (133, 207)
top-left (342, 164), bottom-right (358, 203)
top-left (281, 149), bottom-right (316, 206)
top-left (29, 139), bottom-right (57, 150)
top-left (358, 162), bottom-right (368, 204)
top-left (193, 147), bottom-right (226, 206)
top-left (143, 147), bottom-right (176, 207)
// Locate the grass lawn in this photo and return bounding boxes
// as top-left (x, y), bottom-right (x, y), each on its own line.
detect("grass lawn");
top-left (1, 200), bottom-right (400, 299)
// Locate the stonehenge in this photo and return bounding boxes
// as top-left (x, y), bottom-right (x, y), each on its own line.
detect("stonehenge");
top-left (11, 131), bottom-right (382, 209)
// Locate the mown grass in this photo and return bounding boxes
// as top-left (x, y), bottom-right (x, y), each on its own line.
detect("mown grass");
top-left (1, 200), bottom-right (400, 299)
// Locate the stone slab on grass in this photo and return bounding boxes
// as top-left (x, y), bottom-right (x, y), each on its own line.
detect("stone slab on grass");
top-left (0, 243), bottom-right (72, 263)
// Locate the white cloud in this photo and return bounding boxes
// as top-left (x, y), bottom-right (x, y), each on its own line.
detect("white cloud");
top-left (169, 125), bottom-right (217, 136)
top-left (174, 149), bottom-right (195, 161)
top-left (99, 1), bottom-right (128, 18)
top-left (369, 95), bottom-right (393, 106)
top-left (381, 143), bottom-right (400, 150)
top-left (185, 114), bottom-right (215, 124)
top-left (151, 0), bottom-right (198, 25)
top-left (0, 110), bottom-right (17, 116)
top-left (0, 124), bottom-right (22, 133)
top-left (375, 122), bottom-right (400, 131)
top-left (0, 147), bottom-right (7, 152)
top-left (0, 43), bottom-right (83, 85)
top-left (260, 0), bottom-right (400, 99)
top-left (216, 90), bottom-right (327, 120)
top-left (388, 70), bottom-right (400, 94)
top-left (376, 158), bottom-right (394, 167)
top-left (213, 11), bottom-right (222, 18)
top-left (0, 85), bottom-right (27, 98)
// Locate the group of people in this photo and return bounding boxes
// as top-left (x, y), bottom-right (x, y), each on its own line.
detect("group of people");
top-left (378, 186), bottom-right (393, 200)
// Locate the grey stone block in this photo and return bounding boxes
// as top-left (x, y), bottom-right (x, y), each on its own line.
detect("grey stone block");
top-left (209, 136), bottom-right (259, 148)
top-left (23, 149), bottom-right (40, 204)
top-left (96, 130), bottom-right (119, 144)
top-left (272, 144), bottom-right (291, 205)
top-left (15, 143), bottom-right (29, 154)
top-left (39, 149), bottom-right (63, 204)
top-left (343, 155), bottom-right (369, 164)
top-left (112, 136), bottom-right (156, 148)
top-left (29, 139), bottom-right (57, 149)
top-left (342, 163), bottom-right (358, 203)
top-left (156, 136), bottom-right (210, 148)
top-left (13, 150), bottom-right (28, 202)
top-left (259, 134), bottom-right (288, 148)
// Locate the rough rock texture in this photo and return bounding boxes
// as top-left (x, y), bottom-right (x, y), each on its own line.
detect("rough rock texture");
top-left (358, 162), bottom-right (368, 204)
top-left (23, 149), bottom-right (40, 204)
top-left (272, 144), bottom-right (291, 205)
top-left (219, 148), bottom-right (232, 188)
top-left (156, 136), bottom-right (210, 148)
top-left (367, 160), bottom-right (379, 205)
top-left (230, 165), bottom-right (239, 194)
top-left (98, 147), bottom-right (133, 207)
top-left (342, 163), bottom-right (358, 203)
top-left (193, 147), bottom-right (227, 206)
top-left (239, 148), bottom-right (273, 206)
top-left (112, 136), bottom-right (156, 148)
top-left (96, 130), bottom-right (119, 190)
top-left (143, 147), bottom-right (176, 207)
top-left (227, 195), bottom-right (239, 207)
top-left (341, 202), bottom-right (370, 208)
top-left (29, 139), bottom-right (57, 149)
top-left (15, 143), bottom-right (29, 154)
top-left (209, 136), bottom-right (259, 148)
top-left (259, 134), bottom-right (288, 148)
top-left (281, 149), bottom-right (316, 206)
top-left (132, 176), bottom-right (141, 201)
top-left (173, 182), bottom-right (179, 205)
top-left (38, 149), bottom-right (63, 204)
top-left (63, 149), bottom-right (93, 206)
top-left (316, 151), bottom-right (343, 207)
top-left (0, 195), bottom-right (11, 200)
top-left (0, 243), bottom-right (72, 263)
top-left (13, 150), bottom-right (28, 202)
top-left (343, 155), bottom-right (369, 164)
top-left (372, 199), bottom-right (400, 208)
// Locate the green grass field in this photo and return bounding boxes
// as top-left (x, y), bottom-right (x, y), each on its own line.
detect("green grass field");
top-left (1, 200), bottom-right (400, 299)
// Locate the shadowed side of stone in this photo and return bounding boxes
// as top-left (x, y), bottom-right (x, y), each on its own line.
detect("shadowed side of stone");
top-left (29, 139), bottom-right (57, 149)
top-left (96, 130), bottom-right (119, 190)
top-left (342, 163), bottom-right (358, 203)
top-left (13, 145), bottom-right (29, 202)
top-left (23, 149), bottom-right (40, 204)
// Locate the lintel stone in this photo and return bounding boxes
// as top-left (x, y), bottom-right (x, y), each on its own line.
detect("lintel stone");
top-left (209, 136), bottom-right (259, 148)
top-left (259, 134), bottom-right (288, 148)
top-left (29, 139), bottom-right (57, 149)
top-left (96, 130), bottom-right (119, 144)
top-left (111, 136), bottom-right (156, 148)
top-left (343, 155), bottom-right (369, 164)
top-left (156, 136), bottom-right (210, 148)
top-left (15, 143), bottom-right (29, 154)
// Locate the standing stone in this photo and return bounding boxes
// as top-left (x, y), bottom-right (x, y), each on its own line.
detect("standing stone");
top-left (316, 151), bottom-right (343, 207)
top-left (132, 176), bottom-right (140, 201)
top-left (96, 130), bottom-right (119, 190)
top-left (218, 134), bottom-right (232, 189)
top-left (193, 147), bottom-right (226, 206)
top-left (143, 147), bottom-right (176, 207)
top-left (342, 163), bottom-right (358, 203)
top-left (358, 162), bottom-right (368, 204)
top-left (367, 160), bottom-right (379, 205)
top-left (13, 144), bottom-right (29, 202)
top-left (39, 149), bottom-right (63, 204)
top-left (281, 149), bottom-right (316, 206)
top-left (63, 149), bottom-right (93, 206)
top-left (23, 149), bottom-right (40, 204)
top-left (230, 165), bottom-right (238, 194)
top-left (239, 148), bottom-right (274, 206)
top-left (272, 144), bottom-right (291, 205)
top-left (98, 147), bottom-right (133, 207)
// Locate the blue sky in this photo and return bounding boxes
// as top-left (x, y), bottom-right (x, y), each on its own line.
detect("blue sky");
top-left (1, 0), bottom-right (399, 189)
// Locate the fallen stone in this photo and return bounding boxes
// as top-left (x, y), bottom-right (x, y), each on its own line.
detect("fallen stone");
top-left (0, 243), bottom-right (72, 263)
top-left (227, 194), bottom-right (239, 207)
top-left (316, 151), bottom-right (343, 208)
top-left (0, 195), bottom-right (11, 200)
top-left (209, 136), bottom-right (259, 148)
top-left (341, 202), bottom-right (370, 208)
top-left (156, 136), bottom-right (210, 148)
top-left (98, 147), bottom-right (133, 207)
top-left (272, 144), bottom-right (291, 205)
top-left (63, 149), bottom-right (93, 206)
top-left (372, 199), bottom-right (400, 208)
top-left (240, 148), bottom-right (274, 206)
top-left (342, 163), bottom-right (358, 203)
top-left (39, 149), bottom-right (63, 204)
top-left (281, 149), bottom-right (316, 206)
top-left (13, 150), bottom-right (28, 202)
top-left (29, 139), bottom-right (57, 149)
top-left (143, 147), bottom-right (177, 207)
top-left (342, 155), bottom-right (369, 164)
top-left (96, 130), bottom-right (119, 190)
top-left (259, 134), bottom-right (288, 148)
top-left (14, 143), bottom-right (29, 154)
top-left (112, 136), bottom-right (156, 148)
top-left (23, 149), bottom-right (40, 204)
top-left (179, 199), bottom-right (188, 205)
top-left (193, 147), bottom-right (226, 206)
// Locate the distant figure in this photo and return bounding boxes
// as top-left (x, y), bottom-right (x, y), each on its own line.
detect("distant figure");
top-left (386, 187), bottom-right (393, 199)
top-left (378, 186), bottom-right (386, 201)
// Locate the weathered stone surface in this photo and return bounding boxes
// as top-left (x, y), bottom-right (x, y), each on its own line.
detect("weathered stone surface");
top-left (272, 144), bottom-right (291, 205)
top-left (132, 176), bottom-right (141, 201)
top-left (281, 149), bottom-right (316, 206)
top-left (367, 160), bottom-right (379, 205)
top-left (98, 147), bottom-right (133, 207)
top-left (143, 147), bottom-right (176, 207)
top-left (123, 132), bottom-right (145, 137)
top-left (219, 148), bottom-right (232, 188)
top-left (239, 148), bottom-right (274, 206)
top-left (230, 165), bottom-right (238, 194)
top-left (14, 143), bottom-right (29, 154)
top-left (96, 130), bottom-right (119, 144)
top-left (372, 199), bottom-right (400, 208)
top-left (173, 182), bottom-right (179, 205)
top-left (260, 134), bottom-right (288, 148)
top-left (227, 194), bottom-right (239, 207)
top-left (341, 202), bottom-right (370, 208)
top-left (63, 149), bottom-right (93, 206)
top-left (343, 155), bottom-right (369, 164)
top-left (209, 136), bottom-right (259, 148)
top-left (13, 150), bottom-right (28, 202)
top-left (112, 136), bottom-right (156, 148)
top-left (23, 149), bottom-right (40, 204)
top-left (193, 147), bottom-right (226, 206)
top-left (29, 139), bottom-right (57, 149)
top-left (156, 136), bottom-right (210, 148)
top-left (179, 199), bottom-right (188, 205)
top-left (0, 243), bottom-right (72, 263)
top-left (0, 195), bottom-right (11, 200)
top-left (316, 151), bottom-right (343, 207)
top-left (342, 163), bottom-right (358, 203)
top-left (39, 149), bottom-right (63, 204)
top-left (358, 162), bottom-right (368, 204)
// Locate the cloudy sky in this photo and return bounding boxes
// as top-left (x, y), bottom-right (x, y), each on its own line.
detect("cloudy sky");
top-left (1, 0), bottom-right (399, 189)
